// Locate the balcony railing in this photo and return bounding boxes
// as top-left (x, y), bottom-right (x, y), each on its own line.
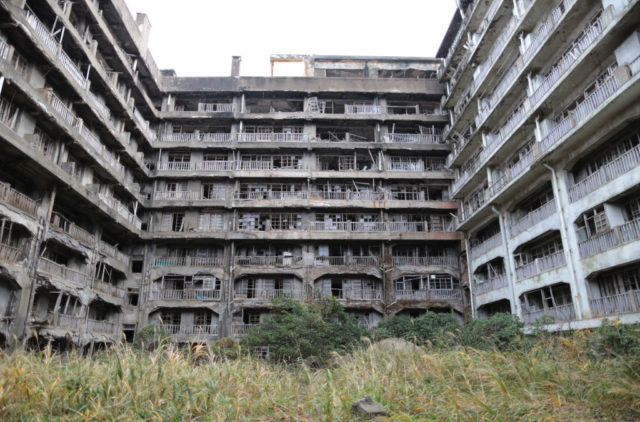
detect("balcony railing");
top-left (153, 256), bottom-right (224, 267)
top-left (162, 324), bottom-right (219, 337)
top-left (0, 182), bottom-right (38, 217)
top-left (315, 256), bottom-right (380, 266)
top-left (234, 255), bottom-right (304, 266)
top-left (0, 243), bottom-right (21, 264)
top-left (50, 212), bottom-right (95, 246)
top-left (234, 289), bottom-right (304, 300)
top-left (311, 221), bottom-right (386, 232)
top-left (97, 193), bottom-right (141, 229)
top-left (159, 132), bottom-right (233, 143)
top-left (149, 289), bottom-right (221, 301)
top-left (98, 241), bottom-right (130, 266)
top-left (238, 133), bottom-right (307, 143)
top-left (87, 319), bottom-right (118, 335)
top-left (37, 258), bottom-right (89, 286)
top-left (310, 191), bottom-right (383, 201)
top-left (569, 144), bottom-right (640, 201)
top-left (474, 274), bottom-right (508, 294)
top-left (515, 251), bottom-right (566, 281)
top-left (395, 288), bottom-right (462, 301)
top-left (232, 323), bottom-right (259, 337)
top-left (45, 312), bottom-right (83, 331)
top-left (541, 72), bottom-right (620, 152)
top-left (470, 232), bottom-right (502, 258)
top-left (384, 133), bottom-right (444, 144)
top-left (522, 303), bottom-right (575, 325)
top-left (92, 279), bottom-right (125, 299)
top-left (578, 218), bottom-right (640, 258)
top-left (235, 191), bottom-right (309, 201)
top-left (590, 290), bottom-right (640, 317)
top-left (391, 255), bottom-right (458, 267)
top-left (197, 103), bottom-right (234, 112)
top-left (344, 104), bottom-right (382, 114)
top-left (510, 200), bottom-right (556, 237)
top-left (153, 191), bottom-right (202, 201)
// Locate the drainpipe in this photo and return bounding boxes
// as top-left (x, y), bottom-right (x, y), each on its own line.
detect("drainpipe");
top-left (492, 206), bottom-right (518, 315)
top-left (543, 163), bottom-right (583, 320)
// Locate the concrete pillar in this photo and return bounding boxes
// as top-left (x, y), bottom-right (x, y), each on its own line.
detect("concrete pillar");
top-left (231, 56), bottom-right (241, 77)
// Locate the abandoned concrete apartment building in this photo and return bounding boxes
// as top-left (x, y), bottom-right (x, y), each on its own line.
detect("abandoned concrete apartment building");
top-left (0, 0), bottom-right (638, 349)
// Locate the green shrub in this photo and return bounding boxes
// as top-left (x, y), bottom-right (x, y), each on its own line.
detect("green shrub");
top-left (242, 297), bottom-right (366, 362)
top-left (582, 320), bottom-right (640, 360)
top-left (458, 313), bottom-right (524, 350)
top-left (212, 337), bottom-right (241, 360)
top-left (373, 311), bottom-right (462, 347)
top-left (133, 325), bottom-right (170, 350)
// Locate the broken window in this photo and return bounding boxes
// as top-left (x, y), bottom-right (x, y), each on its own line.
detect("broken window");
top-left (575, 206), bottom-right (609, 241)
top-left (198, 211), bottom-right (224, 231)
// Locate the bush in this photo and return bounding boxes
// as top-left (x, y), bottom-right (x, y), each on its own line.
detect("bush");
top-left (133, 325), bottom-right (171, 350)
top-left (458, 313), bottom-right (524, 350)
top-left (242, 297), bottom-right (366, 362)
top-left (373, 311), bottom-right (462, 347)
top-left (211, 337), bottom-right (241, 360)
top-left (582, 320), bottom-right (640, 360)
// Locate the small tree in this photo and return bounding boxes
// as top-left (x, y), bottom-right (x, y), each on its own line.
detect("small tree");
top-left (243, 297), bottom-right (366, 362)
top-left (373, 311), bottom-right (462, 347)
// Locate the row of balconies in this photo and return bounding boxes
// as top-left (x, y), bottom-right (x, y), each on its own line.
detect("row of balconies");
top-left (448, 1), bottom-right (616, 166)
top-left (157, 131), bottom-right (445, 145)
top-left (36, 257), bottom-right (125, 299)
top-left (34, 311), bottom-right (120, 336)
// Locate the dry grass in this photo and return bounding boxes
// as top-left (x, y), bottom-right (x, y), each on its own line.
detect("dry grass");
top-left (0, 336), bottom-right (638, 421)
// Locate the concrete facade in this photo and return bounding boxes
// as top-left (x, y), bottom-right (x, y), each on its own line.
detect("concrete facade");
top-left (0, 0), bottom-right (467, 348)
top-left (442, 0), bottom-right (640, 330)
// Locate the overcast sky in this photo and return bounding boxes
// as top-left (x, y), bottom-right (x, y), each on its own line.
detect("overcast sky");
top-left (123, 0), bottom-right (458, 77)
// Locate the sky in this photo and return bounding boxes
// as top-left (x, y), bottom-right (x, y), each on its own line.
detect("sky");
top-left (123, 0), bottom-right (458, 77)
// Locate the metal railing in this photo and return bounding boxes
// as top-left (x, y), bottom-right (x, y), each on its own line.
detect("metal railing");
top-left (310, 191), bottom-right (384, 201)
top-left (149, 289), bottom-right (221, 301)
top-left (395, 288), bottom-right (462, 300)
top-left (197, 103), bottom-right (234, 112)
top-left (515, 251), bottom-right (566, 281)
top-left (159, 132), bottom-right (233, 143)
top-left (510, 200), bottom-right (556, 237)
top-left (235, 191), bottom-right (309, 201)
top-left (311, 221), bottom-right (386, 232)
top-left (522, 303), bottom-right (575, 325)
top-left (234, 255), bottom-right (304, 266)
top-left (153, 256), bottom-right (224, 267)
top-left (391, 255), bottom-right (458, 267)
top-left (162, 324), bottom-right (219, 337)
top-left (0, 182), bottom-right (38, 217)
top-left (569, 144), bottom-right (640, 201)
top-left (578, 218), bottom-right (640, 258)
top-left (232, 323), bottom-right (259, 337)
top-left (37, 258), bottom-right (89, 285)
top-left (238, 133), bottom-right (307, 143)
top-left (234, 288), bottom-right (304, 300)
top-left (385, 133), bottom-right (444, 144)
top-left (50, 212), bottom-right (95, 246)
top-left (153, 191), bottom-right (201, 201)
top-left (344, 104), bottom-right (382, 114)
top-left (315, 256), bottom-right (380, 266)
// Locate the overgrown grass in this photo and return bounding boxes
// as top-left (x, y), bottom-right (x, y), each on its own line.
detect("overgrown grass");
top-left (0, 332), bottom-right (639, 420)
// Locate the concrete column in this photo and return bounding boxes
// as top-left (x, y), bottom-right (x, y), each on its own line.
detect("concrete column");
top-left (493, 207), bottom-right (519, 315)
top-left (545, 164), bottom-right (591, 319)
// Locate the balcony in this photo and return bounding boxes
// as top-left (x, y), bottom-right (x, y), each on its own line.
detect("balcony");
top-left (310, 191), bottom-right (383, 201)
top-left (510, 200), bottom-right (556, 237)
top-left (149, 289), bottom-right (221, 301)
top-left (50, 212), bottom-right (95, 246)
top-left (391, 255), bottom-right (458, 267)
top-left (232, 323), bottom-right (258, 338)
top-left (238, 133), bottom-right (307, 143)
top-left (98, 241), bottom-right (130, 266)
top-left (97, 193), bottom-right (142, 229)
top-left (198, 102), bottom-right (235, 113)
top-left (311, 221), bottom-right (386, 233)
top-left (344, 104), bottom-right (382, 114)
top-left (521, 303), bottom-right (575, 325)
top-left (0, 243), bottom-right (21, 264)
top-left (395, 288), bottom-right (462, 301)
top-left (86, 319), bottom-right (119, 335)
top-left (384, 133), bottom-right (444, 144)
top-left (568, 143), bottom-right (640, 201)
top-left (234, 288), bottom-right (304, 301)
top-left (37, 258), bottom-right (89, 286)
top-left (153, 191), bottom-right (205, 201)
top-left (162, 324), bottom-right (219, 340)
top-left (153, 256), bottom-right (224, 267)
top-left (92, 279), bottom-right (125, 299)
top-left (578, 219), bottom-right (640, 259)
top-left (474, 274), bottom-right (508, 295)
top-left (43, 311), bottom-right (83, 331)
top-left (0, 182), bottom-right (38, 217)
top-left (515, 251), bottom-right (566, 281)
top-left (315, 256), bottom-right (380, 266)
top-left (235, 191), bottom-right (309, 201)
top-left (590, 290), bottom-right (640, 317)
top-left (159, 132), bottom-right (233, 144)
top-left (470, 232), bottom-right (502, 258)
top-left (234, 255), bottom-right (303, 266)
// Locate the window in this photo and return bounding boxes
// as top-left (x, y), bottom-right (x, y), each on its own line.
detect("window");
top-left (126, 288), bottom-right (139, 306)
top-left (131, 259), bottom-right (143, 273)
top-left (202, 183), bottom-right (225, 200)
top-left (194, 311), bottom-right (212, 326)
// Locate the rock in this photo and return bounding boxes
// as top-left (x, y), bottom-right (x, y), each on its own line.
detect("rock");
top-left (302, 355), bottom-right (323, 369)
top-left (350, 395), bottom-right (388, 419)
top-left (371, 337), bottom-right (421, 353)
